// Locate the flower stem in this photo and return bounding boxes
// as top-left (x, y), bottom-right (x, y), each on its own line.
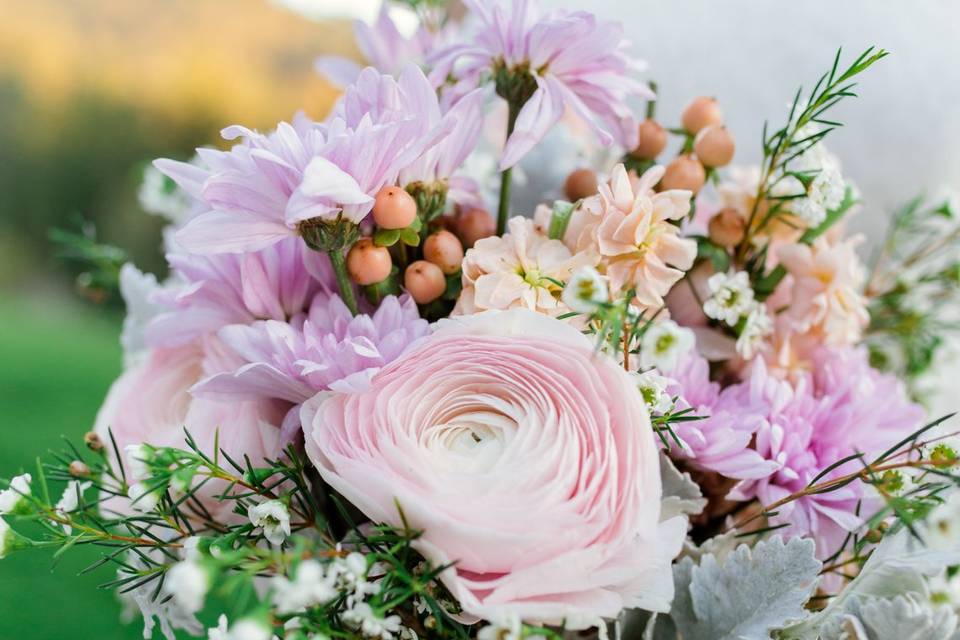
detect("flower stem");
top-left (327, 249), bottom-right (359, 316)
top-left (496, 101), bottom-right (521, 236)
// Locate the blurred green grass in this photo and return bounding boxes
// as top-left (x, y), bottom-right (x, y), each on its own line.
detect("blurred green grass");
top-left (0, 297), bottom-right (138, 639)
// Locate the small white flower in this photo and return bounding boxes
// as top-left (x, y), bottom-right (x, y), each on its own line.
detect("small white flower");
top-left (928, 570), bottom-right (960, 609)
top-left (703, 271), bottom-right (756, 326)
top-left (342, 602), bottom-right (402, 640)
top-left (272, 559), bottom-right (338, 614)
top-left (476, 612), bottom-right (523, 640)
top-left (776, 139), bottom-right (846, 228)
top-left (248, 500), bottom-right (291, 546)
top-left (208, 615), bottom-right (230, 640)
top-left (0, 516), bottom-right (12, 559)
top-left (562, 267), bottom-right (608, 313)
top-left (924, 492), bottom-right (960, 552)
top-left (631, 370), bottom-right (675, 414)
top-left (125, 444), bottom-right (154, 481)
top-left (55, 480), bottom-right (91, 533)
top-left (128, 482), bottom-right (160, 513)
top-left (138, 162), bottom-right (197, 225)
top-left (163, 559), bottom-right (210, 614)
top-left (736, 304), bottom-right (773, 360)
top-left (639, 320), bottom-right (695, 372)
top-left (225, 618), bottom-right (272, 640)
top-left (0, 473), bottom-right (31, 514)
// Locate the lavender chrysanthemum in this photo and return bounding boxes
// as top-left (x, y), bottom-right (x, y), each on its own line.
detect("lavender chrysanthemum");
top-left (729, 348), bottom-right (925, 558)
top-left (429, 0), bottom-right (652, 169)
top-left (192, 293), bottom-right (429, 404)
top-left (664, 351), bottom-right (780, 480)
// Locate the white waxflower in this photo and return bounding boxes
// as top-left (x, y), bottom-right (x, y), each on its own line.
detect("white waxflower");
top-left (0, 516), bottom-right (12, 559)
top-left (639, 320), bottom-right (695, 372)
top-left (55, 480), bottom-right (91, 533)
top-left (476, 613), bottom-right (523, 640)
top-left (736, 304), bottom-right (773, 360)
top-left (225, 618), bottom-right (272, 640)
top-left (128, 482), bottom-right (160, 513)
top-left (631, 370), bottom-right (675, 414)
top-left (248, 500), bottom-right (291, 546)
top-left (163, 559), bottom-right (210, 614)
top-left (562, 267), bottom-right (608, 314)
top-left (342, 602), bottom-right (403, 640)
top-left (0, 473), bottom-right (31, 514)
top-left (924, 492), bottom-right (960, 552)
top-left (703, 271), bottom-right (756, 326)
top-left (272, 559), bottom-right (338, 614)
top-left (776, 140), bottom-right (846, 228)
top-left (929, 570), bottom-right (960, 609)
top-left (208, 615), bottom-right (230, 640)
top-left (125, 444), bottom-right (154, 480)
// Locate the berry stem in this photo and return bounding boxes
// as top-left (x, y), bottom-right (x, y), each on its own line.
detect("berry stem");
top-left (328, 249), bottom-right (359, 316)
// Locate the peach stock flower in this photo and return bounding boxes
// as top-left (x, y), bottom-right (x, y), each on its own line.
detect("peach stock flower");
top-left (454, 216), bottom-right (597, 316)
top-left (301, 310), bottom-right (684, 628)
top-left (581, 164), bottom-right (697, 310)
top-left (777, 235), bottom-right (869, 346)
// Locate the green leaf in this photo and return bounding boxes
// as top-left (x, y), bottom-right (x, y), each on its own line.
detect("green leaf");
top-left (373, 228), bottom-right (401, 247)
top-left (399, 227), bottom-right (421, 247)
top-left (696, 236), bottom-right (731, 272)
top-left (547, 200), bottom-right (576, 241)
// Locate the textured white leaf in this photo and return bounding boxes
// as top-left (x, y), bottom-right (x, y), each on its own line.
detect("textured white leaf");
top-left (781, 526), bottom-right (960, 639)
top-left (659, 454), bottom-right (706, 521)
top-left (819, 593), bottom-right (958, 640)
top-left (671, 537), bottom-right (821, 640)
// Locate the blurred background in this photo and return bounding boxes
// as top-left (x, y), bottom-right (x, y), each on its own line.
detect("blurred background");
top-left (0, 0), bottom-right (958, 637)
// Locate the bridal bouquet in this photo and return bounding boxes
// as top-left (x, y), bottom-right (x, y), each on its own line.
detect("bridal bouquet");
top-left (5, 1), bottom-right (960, 639)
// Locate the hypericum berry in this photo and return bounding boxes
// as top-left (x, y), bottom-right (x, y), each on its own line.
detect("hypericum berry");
top-left (455, 208), bottom-right (496, 248)
top-left (372, 186), bottom-right (418, 230)
top-left (681, 96), bottom-right (723, 134)
top-left (708, 207), bottom-right (747, 247)
top-left (346, 238), bottom-right (393, 285)
top-left (423, 230), bottom-right (464, 275)
top-left (694, 125), bottom-right (736, 167)
top-left (661, 154), bottom-right (706, 193)
top-left (631, 119), bottom-right (667, 160)
top-left (404, 260), bottom-right (446, 304)
top-left (563, 168), bottom-right (599, 201)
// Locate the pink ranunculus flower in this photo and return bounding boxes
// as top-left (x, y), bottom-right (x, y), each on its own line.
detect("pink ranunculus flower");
top-left (302, 309), bottom-right (685, 627)
top-left (94, 337), bottom-right (289, 520)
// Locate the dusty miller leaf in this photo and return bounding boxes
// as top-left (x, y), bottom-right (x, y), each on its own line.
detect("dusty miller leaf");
top-left (819, 593), bottom-right (958, 640)
top-left (660, 454), bottom-right (706, 521)
top-left (671, 537), bottom-right (821, 640)
top-left (780, 526), bottom-right (960, 639)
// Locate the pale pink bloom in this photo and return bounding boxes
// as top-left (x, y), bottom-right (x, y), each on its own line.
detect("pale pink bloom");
top-left (584, 164), bottom-right (696, 309)
top-left (94, 337), bottom-right (289, 520)
top-left (455, 216), bottom-right (597, 317)
top-left (192, 293), bottom-right (429, 403)
top-left (302, 309), bottom-right (685, 626)
top-left (777, 235), bottom-right (869, 346)
top-left (730, 350), bottom-right (924, 559)
top-left (429, 0), bottom-right (652, 169)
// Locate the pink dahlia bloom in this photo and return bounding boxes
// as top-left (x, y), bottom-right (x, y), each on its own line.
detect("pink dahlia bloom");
top-left (729, 350), bottom-right (925, 558)
top-left (146, 238), bottom-right (333, 347)
top-left (302, 309), bottom-right (684, 627)
top-left (94, 337), bottom-right (289, 520)
top-left (193, 293), bottom-right (429, 403)
top-left (429, 0), bottom-right (652, 169)
top-left (664, 350), bottom-right (780, 479)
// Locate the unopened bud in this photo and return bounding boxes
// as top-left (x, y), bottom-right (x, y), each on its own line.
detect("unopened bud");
top-left (346, 238), bottom-right (393, 286)
top-left (694, 125), bottom-right (736, 167)
top-left (563, 168), bottom-right (598, 201)
top-left (681, 96), bottom-right (723, 134)
top-left (660, 155), bottom-right (706, 194)
top-left (68, 461), bottom-right (91, 478)
top-left (631, 119), bottom-right (667, 160)
top-left (84, 432), bottom-right (104, 452)
top-left (708, 208), bottom-right (747, 247)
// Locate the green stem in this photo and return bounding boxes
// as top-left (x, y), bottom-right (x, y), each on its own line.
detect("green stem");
top-left (496, 101), bottom-right (521, 236)
top-left (327, 249), bottom-right (359, 316)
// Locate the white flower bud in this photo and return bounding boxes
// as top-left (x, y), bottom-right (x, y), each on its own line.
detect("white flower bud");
top-left (0, 516), bottom-right (12, 560)
top-left (127, 482), bottom-right (160, 513)
top-left (0, 473), bottom-right (31, 515)
top-left (163, 559), bottom-right (210, 614)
